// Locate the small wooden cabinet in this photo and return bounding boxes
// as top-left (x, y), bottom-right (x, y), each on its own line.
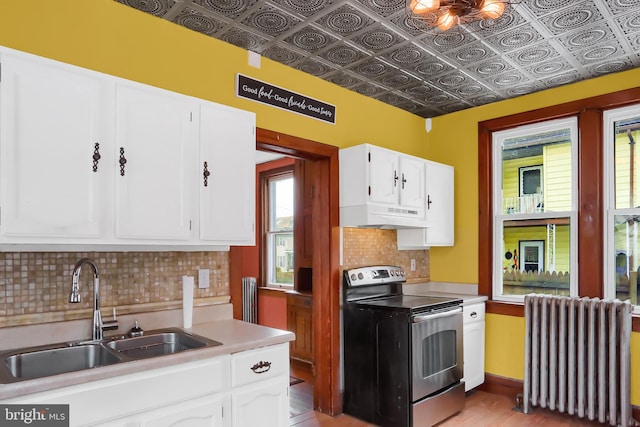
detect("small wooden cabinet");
top-left (286, 292), bottom-right (313, 366)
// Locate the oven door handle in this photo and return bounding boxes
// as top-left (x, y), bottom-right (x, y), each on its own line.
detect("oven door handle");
top-left (412, 306), bottom-right (462, 323)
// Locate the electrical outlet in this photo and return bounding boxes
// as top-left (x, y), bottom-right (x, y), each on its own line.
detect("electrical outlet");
top-left (198, 269), bottom-right (210, 289)
top-left (410, 259), bottom-right (416, 271)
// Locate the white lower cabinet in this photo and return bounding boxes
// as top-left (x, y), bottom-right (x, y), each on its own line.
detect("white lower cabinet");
top-left (137, 394), bottom-right (229, 427)
top-left (230, 343), bottom-right (290, 427)
top-left (462, 303), bottom-right (485, 391)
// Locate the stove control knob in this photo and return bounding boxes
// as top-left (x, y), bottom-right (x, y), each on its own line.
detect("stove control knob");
top-left (357, 273), bottom-right (364, 280)
top-left (350, 274), bottom-right (357, 281)
top-left (399, 270), bottom-right (405, 276)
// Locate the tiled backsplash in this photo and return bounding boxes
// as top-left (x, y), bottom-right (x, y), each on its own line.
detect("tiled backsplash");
top-left (0, 251), bottom-right (229, 327)
top-left (342, 228), bottom-right (429, 280)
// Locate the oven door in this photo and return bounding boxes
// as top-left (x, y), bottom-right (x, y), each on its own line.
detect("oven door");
top-left (411, 306), bottom-right (463, 401)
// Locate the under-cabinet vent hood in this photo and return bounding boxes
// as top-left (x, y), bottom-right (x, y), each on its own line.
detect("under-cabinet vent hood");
top-left (339, 144), bottom-right (428, 229)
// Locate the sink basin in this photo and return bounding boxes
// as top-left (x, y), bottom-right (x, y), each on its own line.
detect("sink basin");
top-left (4, 344), bottom-right (122, 380)
top-left (105, 330), bottom-right (222, 359)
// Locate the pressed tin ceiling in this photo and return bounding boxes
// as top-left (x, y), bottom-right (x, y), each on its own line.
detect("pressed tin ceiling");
top-left (116, 0), bottom-right (640, 118)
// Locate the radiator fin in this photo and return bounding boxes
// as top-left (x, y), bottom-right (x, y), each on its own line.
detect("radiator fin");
top-left (523, 294), bottom-right (636, 427)
top-left (241, 277), bottom-right (257, 324)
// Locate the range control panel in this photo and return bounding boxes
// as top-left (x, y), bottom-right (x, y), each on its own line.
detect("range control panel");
top-left (344, 265), bottom-right (405, 287)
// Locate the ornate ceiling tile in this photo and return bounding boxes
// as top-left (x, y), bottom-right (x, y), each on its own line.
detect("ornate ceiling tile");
top-left (484, 24), bottom-right (545, 53)
top-left (506, 82), bottom-right (543, 97)
top-left (295, 58), bottom-right (336, 76)
top-left (525, 0), bottom-right (583, 18)
top-left (284, 26), bottom-right (338, 53)
top-left (373, 69), bottom-right (417, 88)
top-left (558, 23), bottom-right (616, 51)
top-left (262, 44), bottom-right (305, 64)
top-left (410, 59), bottom-right (455, 79)
top-left (355, 0), bottom-right (405, 17)
top-left (506, 42), bottom-right (560, 66)
top-left (469, 93), bottom-right (501, 106)
top-left (465, 58), bottom-right (515, 77)
top-left (220, 27), bottom-right (270, 51)
top-left (402, 82), bottom-right (434, 98)
top-left (572, 40), bottom-right (625, 65)
top-left (116, 0), bottom-right (175, 16)
top-left (351, 82), bottom-right (387, 96)
top-left (541, 71), bottom-right (582, 88)
top-left (471, 5), bottom-right (527, 33)
top-left (172, 7), bottom-right (225, 36)
top-left (315, 4), bottom-right (375, 37)
top-left (351, 25), bottom-right (407, 53)
top-left (323, 71), bottom-right (363, 88)
top-left (587, 57), bottom-right (636, 76)
top-left (425, 30), bottom-right (476, 53)
top-left (488, 70), bottom-right (528, 88)
top-left (319, 42), bottom-right (368, 65)
top-left (615, 9), bottom-right (640, 35)
top-left (382, 43), bottom-right (427, 67)
top-left (374, 91), bottom-right (413, 105)
top-left (241, 4), bottom-right (302, 36)
top-left (605, 0), bottom-right (640, 16)
top-left (444, 42), bottom-right (497, 66)
top-left (525, 58), bottom-right (573, 77)
top-left (271, 0), bottom-right (337, 17)
top-left (192, 0), bottom-right (258, 19)
top-left (348, 57), bottom-right (390, 77)
top-left (389, 12), bottom-right (431, 36)
top-left (538, 2), bottom-right (604, 35)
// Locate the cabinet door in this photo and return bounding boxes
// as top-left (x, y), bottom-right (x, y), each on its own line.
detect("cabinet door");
top-left (399, 155), bottom-right (425, 210)
top-left (463, 320), bottom-right (485, 391)
top-left (368, 146), bottom-right (398, 205)
top-left (425, 161), bottom-right (454, 245)
top-left (199, 102), bottom-right (255, 245)
top-left (0, 52), bottom-right (113, 238)
top-left (232, 377), bottom-right (289, 427)
top-left (139, 394), bottom-right (228, 427)
top-left (115, 81), bottom-right (197, 240)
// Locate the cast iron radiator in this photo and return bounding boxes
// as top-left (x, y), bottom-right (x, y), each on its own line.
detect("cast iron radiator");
top-left (523, 294), bottom-right (637, 426)
top-left (241, 277), bottom-right (258, 324)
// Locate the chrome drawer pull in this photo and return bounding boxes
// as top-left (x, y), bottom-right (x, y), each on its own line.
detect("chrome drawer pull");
top-left (250, 361), bottom-right (272, 374)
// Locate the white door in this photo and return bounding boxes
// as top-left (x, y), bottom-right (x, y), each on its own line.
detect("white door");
top-left (0, 52), bottom-right (113, 238)
top-left (231, 377), bottom-right (289, 427)
top-left (368, 146), bottom-right (398, 205)
top-left (463, 319), bottom-right (485, 391)
top-left (114, 81), bottom-right (197, 240)
top-left (425, 161), bottom-right (454, 245)
top-left (398, 155), bottom-right (425, 210)
top-left (199, 102), bottom-right (255, 245)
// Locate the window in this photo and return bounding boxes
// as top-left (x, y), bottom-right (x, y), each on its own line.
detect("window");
top-left (604, 104), bottom-right (640, 310)
top-left (492, 117), bottom-right (578, 302)
top-left (264, 171), bottom-right (294, 288)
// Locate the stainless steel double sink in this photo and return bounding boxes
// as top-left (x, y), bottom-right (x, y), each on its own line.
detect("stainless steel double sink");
top-left (0, 328), bottom-right (222, 383)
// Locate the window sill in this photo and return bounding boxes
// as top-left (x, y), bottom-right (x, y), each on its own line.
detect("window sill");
top-left (486, 300), bottom-right (640, 332)
top-left (257, 286), bottom-right (291, 297)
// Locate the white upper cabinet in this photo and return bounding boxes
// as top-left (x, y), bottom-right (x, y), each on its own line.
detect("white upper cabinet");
top-left (114, 81), bottom-right (197, 241)
top-left (199, 102), bottom-right (255, 245)
top-left (397, 160), bottom-right (454, 248)
top-left (0, 46), bottom-right (255, 250)
top-left (0, 50), bottom-right (114, 239)
top-left (339, 143), bottom-right (427, 228)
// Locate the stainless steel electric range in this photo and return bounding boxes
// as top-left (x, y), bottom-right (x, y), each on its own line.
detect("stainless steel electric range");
top-left (342, 265), bottom-right (465, 427)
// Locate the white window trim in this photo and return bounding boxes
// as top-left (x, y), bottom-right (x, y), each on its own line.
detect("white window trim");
top-left (491, 117), bottom-right (579, 303)
top-left (603, 104), bottom-right (640, 313)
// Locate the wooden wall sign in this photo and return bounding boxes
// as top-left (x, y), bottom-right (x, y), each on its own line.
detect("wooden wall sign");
top-left (236, 74), bottom-right (336, 124)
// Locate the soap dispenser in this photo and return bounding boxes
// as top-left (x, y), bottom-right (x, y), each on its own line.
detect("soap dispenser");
top-left (128, 320), bottom-right (144, 337)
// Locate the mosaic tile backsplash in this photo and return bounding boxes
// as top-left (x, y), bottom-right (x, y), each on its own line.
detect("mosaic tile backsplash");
top-left (342, 228), bottom-right (430, 280)
top-left (0, 251), bottom-right (229, 327)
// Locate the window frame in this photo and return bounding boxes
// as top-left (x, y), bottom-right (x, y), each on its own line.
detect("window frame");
top-left (603, 103), bottom-right (640, 313)
top-left (478, 86), bottom-right (640, 317)
top-left (260, 165), bottom-right (295, 289)
top-left (491, 117), bottom-right (579, 303)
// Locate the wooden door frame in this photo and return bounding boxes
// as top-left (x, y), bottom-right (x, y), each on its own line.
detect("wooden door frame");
top-left (240, 128), bottom-right (341, 415)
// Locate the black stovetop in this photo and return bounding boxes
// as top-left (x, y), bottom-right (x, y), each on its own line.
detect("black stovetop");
top-left (354, 294), bottom-right (462, 312)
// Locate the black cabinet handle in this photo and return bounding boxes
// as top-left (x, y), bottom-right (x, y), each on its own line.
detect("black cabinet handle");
top-left (203, 161), bottom-right (211, 187)
top-left (394, 171), bottom-right (399, 187)
top-left (427, 195), bottom-right (433, 210)
top-left (119, 147), bottom-right (127, 176)
top-left (470, 312), bottom-right (477, 319)
top-left (250, 360), bottom-right (272, 374)
top-left (401, 173), bottom-right (407, 189)
top-left (92, 143), bottom-right (101, 172)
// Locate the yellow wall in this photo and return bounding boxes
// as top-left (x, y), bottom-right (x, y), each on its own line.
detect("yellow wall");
top-left (502, 155), bottom-right (543, 202)
top-left (0, 0), bottom-right (427, 157)
top-left (1, 0), bottom-right (638, 408)
top-left (543, 143), bottom-right (572, 211)
top-left (503, 225), bottom-right (570, 273)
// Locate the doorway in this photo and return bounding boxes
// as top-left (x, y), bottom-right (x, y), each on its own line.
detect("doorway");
top-left (230, 128), bottom-right (341, 415)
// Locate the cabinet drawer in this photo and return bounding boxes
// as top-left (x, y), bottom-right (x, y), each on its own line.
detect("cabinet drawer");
top-left (463, 303), bottom-right (485, 322)
top-left (231, 343), bottom-right (289, 388)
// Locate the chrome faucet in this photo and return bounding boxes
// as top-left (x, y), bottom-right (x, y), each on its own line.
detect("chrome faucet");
top-left (69, 258), bottom-right (117, 341)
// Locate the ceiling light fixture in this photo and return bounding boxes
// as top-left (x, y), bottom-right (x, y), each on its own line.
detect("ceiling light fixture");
top-left (408, 0), bottom-right (515, 31)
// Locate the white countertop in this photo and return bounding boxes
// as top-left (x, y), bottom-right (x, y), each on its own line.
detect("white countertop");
top-left (0, 316), bottom-right (294, 400)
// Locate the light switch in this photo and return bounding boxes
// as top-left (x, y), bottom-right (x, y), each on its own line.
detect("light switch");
top-left (198, 269), bottom-right (210, 289)
top-left (410, 259), bottom-right (416, 271)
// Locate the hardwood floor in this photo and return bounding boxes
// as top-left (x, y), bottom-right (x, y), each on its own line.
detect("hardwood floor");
top-left (290, 387), bottom-right (604, 426)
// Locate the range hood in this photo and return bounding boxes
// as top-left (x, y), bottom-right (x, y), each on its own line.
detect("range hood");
top-left (340, 204), bottom-right (428, 229)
